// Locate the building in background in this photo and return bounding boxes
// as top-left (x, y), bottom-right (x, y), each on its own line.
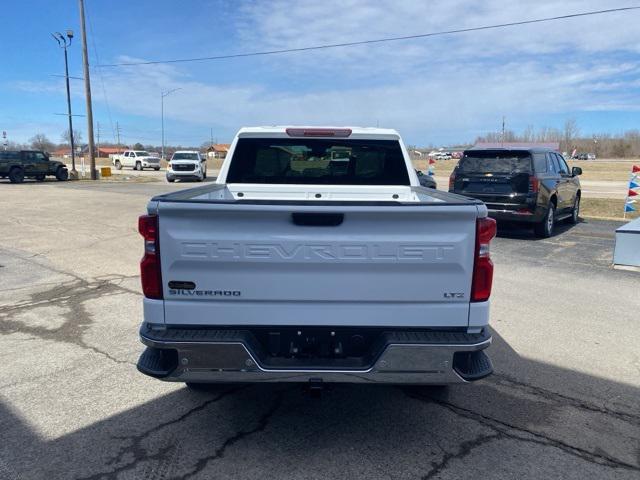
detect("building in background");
top-left (97, 146), bottom-right (127, 158)
top-left (206, 144), bottom-right (231, 159)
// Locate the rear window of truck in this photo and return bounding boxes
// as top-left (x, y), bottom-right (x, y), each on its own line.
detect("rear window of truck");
top-left (459, 151), bottom-right (532, 174)
top-left (226, 138), bottom-right (410, 185)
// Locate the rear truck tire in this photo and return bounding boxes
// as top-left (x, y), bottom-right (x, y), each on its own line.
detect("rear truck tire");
top-left (534, 202), bottom-right (555, 238)
top-left (114, 160), bottom-right (122, 170)
top-left (135, 162), bottom-right (142, 171)
top-left (55, 167), bottom-right (69, 181)
top-left (568, 195), bottom-right (580, 225)
top-left (35, 174), bottom-right (46, 182)
top-left (8, 167), bottom-right (25, 184)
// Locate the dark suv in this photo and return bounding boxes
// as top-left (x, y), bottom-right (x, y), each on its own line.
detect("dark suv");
top-left (449, 148), bottom-right (582, 237)
top-left (0, 150), bottom-right (69, 183)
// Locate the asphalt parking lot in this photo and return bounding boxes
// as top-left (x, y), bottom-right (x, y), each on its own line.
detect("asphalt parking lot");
top-left (1, 181), bottom-right (639, 480)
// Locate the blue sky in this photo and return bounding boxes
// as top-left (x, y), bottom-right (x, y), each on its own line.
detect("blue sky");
top-left (2, 0), bottom-right (640, 147)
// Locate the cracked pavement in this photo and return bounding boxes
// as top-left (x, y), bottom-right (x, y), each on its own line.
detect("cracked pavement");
top-left (0, 181), bottom-right (639, 479)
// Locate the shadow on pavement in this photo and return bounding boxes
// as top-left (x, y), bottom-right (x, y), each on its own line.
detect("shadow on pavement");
top-left (1, 330), bottom-right (639, 479)
top-left (495, 219), bottom-right (577, 241)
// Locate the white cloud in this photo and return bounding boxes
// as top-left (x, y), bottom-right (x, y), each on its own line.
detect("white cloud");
top-left (237, 0), bottom-right (640, 63)
top-left (88, 56), bottom-right (640, 144)
top-left (9, 1), bottom-right (640, 144)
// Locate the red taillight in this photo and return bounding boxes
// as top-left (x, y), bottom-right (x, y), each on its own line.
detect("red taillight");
top-left (449, 171), bottom-right (456, 190)
top-left (529, 176), bottom-right (540, 193)
top-left (138, 214), bottom-right (162, 299)
top-left (471, 217), bottom-right (497, 302)
top-left (285, 128), bottom-right (352, 138)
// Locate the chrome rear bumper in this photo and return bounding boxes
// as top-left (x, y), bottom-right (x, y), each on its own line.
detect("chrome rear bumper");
top-left (137, 325), bottom-right (492, 385)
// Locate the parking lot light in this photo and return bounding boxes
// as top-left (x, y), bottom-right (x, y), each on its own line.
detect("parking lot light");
top-left (51, 30), bottom-right (78, 179)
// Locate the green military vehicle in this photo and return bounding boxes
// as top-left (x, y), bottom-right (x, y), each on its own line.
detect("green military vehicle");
top-left (0, 150), bottom-right (69, 183)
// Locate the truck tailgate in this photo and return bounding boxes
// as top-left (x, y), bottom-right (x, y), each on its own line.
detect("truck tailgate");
top-left (158, 202), bottom-right (478, 327)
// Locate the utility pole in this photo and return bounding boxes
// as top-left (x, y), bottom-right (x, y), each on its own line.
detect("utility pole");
top-left (78, 0), bottom-right (97, 179)
top-left (501, 116), bottom-right (506, 147)
top-left (96, 121), bottom-right (101, 158)
top-left (161, 88), bottom-right (181, 160)
top-left (210, 127), bottom-right (214, 147)
top-left (115, 121), bottom-right (121, 147)
top-left (51, 30), bottom-right (77, 179)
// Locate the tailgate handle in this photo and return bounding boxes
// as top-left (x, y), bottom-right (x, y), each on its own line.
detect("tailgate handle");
top-left (291, 212), bottom-right (344, 226)
top-left (168, 281), bottom-right (196, 290)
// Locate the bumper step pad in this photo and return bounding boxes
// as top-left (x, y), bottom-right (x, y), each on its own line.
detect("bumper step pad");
top-left (452, 350), bottom-right (493, 381)
top-left (137, 347), bottom-right (178, 378)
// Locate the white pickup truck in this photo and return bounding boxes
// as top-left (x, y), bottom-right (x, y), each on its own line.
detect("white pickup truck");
top-left (112, 150), bottom-right (161, 171)
top-left (136, 127), bottom-right (496, 388)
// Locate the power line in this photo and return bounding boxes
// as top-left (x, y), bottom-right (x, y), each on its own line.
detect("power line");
top-left (85, 0), bottom-right (116, 143)
top-left (96, 7), bottom-right (640, 67)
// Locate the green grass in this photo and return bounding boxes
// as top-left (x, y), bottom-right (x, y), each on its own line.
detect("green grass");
top-left (580, 197), bottom-right (639, 220)
top-left (567, 160), bottom-right (638, 182)
top-left (412, 158), bottom-right (639, 183)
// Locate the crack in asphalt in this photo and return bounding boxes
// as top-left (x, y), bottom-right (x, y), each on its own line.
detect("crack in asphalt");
top-left (404, 389), bottom-right (640, 474)
top-left (77, 386), bottom-right (246, 480)
top-left (176, 388), bottom-right (287, 480)
top-left (490, 373), bottom-right (640, 425)
top-left (0, 278), bottom-right (138, 365)
top-left (421, 432), bottom-right (502, 480)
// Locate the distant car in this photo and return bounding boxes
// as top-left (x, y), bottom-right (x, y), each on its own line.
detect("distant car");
top-left (166, 150), bottom-right (207, 182)
top-left (449, 147), bottom-right (582, 237)
top-left (0, 150), bottom-right (68, 183)
top-left (415, 169), bottom-right (437, 188)
top-left (436, 152), bottom-right (452, 160)
top-left (112, 150), bottom-right (161, 171)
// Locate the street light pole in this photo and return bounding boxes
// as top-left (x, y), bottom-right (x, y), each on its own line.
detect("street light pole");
top-left (161, 88), bottom-right (181, 160)
top-left (52, 31), bottom-right (77, 179)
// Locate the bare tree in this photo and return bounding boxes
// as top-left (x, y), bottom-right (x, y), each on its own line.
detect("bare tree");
top-left (61, 129), bottom-right (83, 146)
top-left (29, 133), bottom-right (55, 152)
top-left (474, 122), bottom-right (640, 158)
top-left (562, 119), bottom-right (580, 152)
top-left (4, 140), bottom-right (29, 150)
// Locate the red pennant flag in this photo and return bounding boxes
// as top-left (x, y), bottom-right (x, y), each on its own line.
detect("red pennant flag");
top-left (633, 165), bottom-right (640, 173)
top-left (629, 189), bottom-right (639, 197)
top-left (428, 159), bottom-right (436, 165)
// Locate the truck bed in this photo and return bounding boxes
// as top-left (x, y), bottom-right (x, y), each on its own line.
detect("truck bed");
top-left (151, 183), bottom-right (482, 205)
